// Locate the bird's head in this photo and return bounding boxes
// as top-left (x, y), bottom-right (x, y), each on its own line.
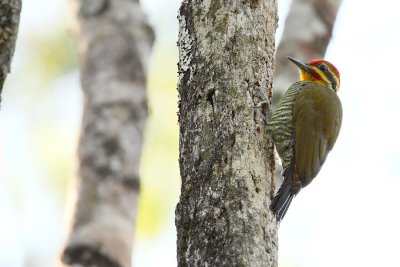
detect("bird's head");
top-left (288, 57), bottom-right (340, 92)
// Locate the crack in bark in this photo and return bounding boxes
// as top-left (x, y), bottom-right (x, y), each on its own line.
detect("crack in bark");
top-left (206, 88), bottom-right (215, 108)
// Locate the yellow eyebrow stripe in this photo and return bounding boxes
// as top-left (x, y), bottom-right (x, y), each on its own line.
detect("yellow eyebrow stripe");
top-left (314, 68), bottom-right (330, 83)
top-left (314, 67), bottom-right (340, 91)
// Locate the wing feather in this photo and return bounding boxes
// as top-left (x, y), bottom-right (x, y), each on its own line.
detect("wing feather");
top-left (293, 83), bottom-right (342, 187)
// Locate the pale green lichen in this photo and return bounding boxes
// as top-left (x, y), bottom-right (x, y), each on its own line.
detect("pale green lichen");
top-left (215, 15), bottom-right (229, 33)
top-left (208, 0), bottom-right (221, 21)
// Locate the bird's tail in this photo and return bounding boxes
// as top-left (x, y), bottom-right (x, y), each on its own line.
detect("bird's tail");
top-left (271, 165), bottom-right (295, 223)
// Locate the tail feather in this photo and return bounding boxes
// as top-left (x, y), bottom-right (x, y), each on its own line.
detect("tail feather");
top-left (271, 165), bottom-right (295, 223)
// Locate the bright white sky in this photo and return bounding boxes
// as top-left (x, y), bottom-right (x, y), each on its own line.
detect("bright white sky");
top-left (1, 0), bottom-right (400, 266)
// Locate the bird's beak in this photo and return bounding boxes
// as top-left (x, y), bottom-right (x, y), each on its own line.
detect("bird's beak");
top-left (288, 57), bottom-right (312, 73)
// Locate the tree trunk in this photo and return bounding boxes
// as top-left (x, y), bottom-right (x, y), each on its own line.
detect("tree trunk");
top-left (61, 0), bottom-right (154, 266)
top-left (274, 0), bottom-right (342, 103)
top-left (0, 0), bottom-right (21, 104)
top-left (176, 1), bottom-right (278, 266)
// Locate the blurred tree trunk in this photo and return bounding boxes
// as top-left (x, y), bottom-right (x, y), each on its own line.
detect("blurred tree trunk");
top-left (272, 0), bottom-right (342, 186)
top-left (274, 0), bottom-right (342, 104)
top-left (61, 1), bottom-right (153, 267)
top-left (176, 1), bottom-right (278, 266)
top-left (0, 0), bottom-right (21, 104)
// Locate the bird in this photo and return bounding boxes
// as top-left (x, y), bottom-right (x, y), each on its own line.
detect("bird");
top-left (269, 57), bottom-right (342, 223)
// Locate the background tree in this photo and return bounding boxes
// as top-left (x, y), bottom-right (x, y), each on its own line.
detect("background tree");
top-left (61, 0), bottom-right (154, 266)
top-left (0, 0), bottom-right (21, 104)
top-left (176, 0), bottom-right (278, 265)
top-left (274, 0), bottom-right (343, 104)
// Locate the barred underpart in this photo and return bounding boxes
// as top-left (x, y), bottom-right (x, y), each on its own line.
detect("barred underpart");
top-left (269, 81), bottom-right (308, 170)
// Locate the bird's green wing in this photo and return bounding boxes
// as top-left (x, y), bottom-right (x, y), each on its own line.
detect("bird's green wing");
top-left (293, 84), bottom-right (342, 187)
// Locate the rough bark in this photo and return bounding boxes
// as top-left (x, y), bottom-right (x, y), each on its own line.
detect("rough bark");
top-left (61, 0), bottom-right (154, 267)
top-left (274, 0), bottom-right (342, 104)
top-left (0, 0), bottom-right (21, 104)
top-left (176, 0), bottom-right (278, 266)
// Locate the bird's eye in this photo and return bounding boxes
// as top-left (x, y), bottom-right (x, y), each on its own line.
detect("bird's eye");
top-left (319, 64), bottom-right (328, 71)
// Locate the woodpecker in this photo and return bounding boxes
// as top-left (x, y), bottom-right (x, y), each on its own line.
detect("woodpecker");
top-left (270, 57), bottom-right (342, 223)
